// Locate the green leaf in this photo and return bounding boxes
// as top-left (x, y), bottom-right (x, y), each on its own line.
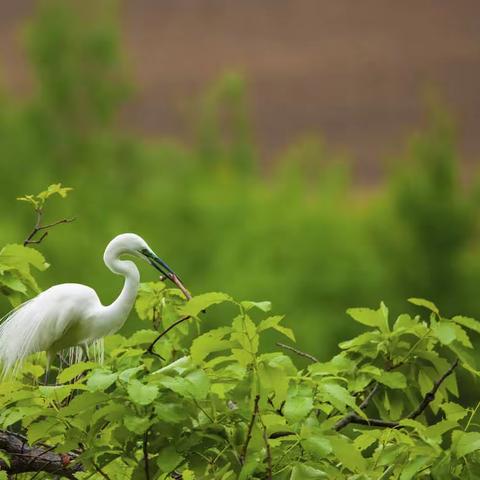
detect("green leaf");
top-left (345, 303), bottom-right (390, 333)
top-left (57, 361), bottom-right (96, 383)
top-left (376, 371), bottom-right (407, 389)
top-left (408, 298), bottom-right (439, 315)
top-left (257, 314), bottom-right (296, 341)
top-left (240, 300), bottom-right (272, 312)
top-left (400, 456), bottom-right (431, 480)
top-left (452, 315), bottom-right (480, 334)
top-left (291, 464), bottom-right (328, 479)
top-left (329, 435), bottom-right (366, 473)
top-left (157, 446), bottom-right (184, 473)
top-left (124, 415), bottom-right (151, 434)
top-left (440, 402), bottom-right (467, 422)
top-left (127, 380), bottom-right (159, 405)
top-left (272, 324), bottom-right (296, 342)
top-left (453, 431), bottom-right (480, 457)
top-left (346, 307), bottom-right (386, 330)
top-left (257, 315), bottom-right (284, 332)
top-left (284, 395), bottom-right (313, 423)
top-left (191, 326), bottom-right (232, 363)
top-left (431, 321), bottom-right (456, 345)
top-left (179, 292), bottom-right (233, 317)
top-left (301, 435), bottom-right (332, 458)
top-left (320, 382), bottom-right (359, 413)
top-left (0, 244), bottom-right (49, 272)
top-left (87, 369), bottom-right (118, 392)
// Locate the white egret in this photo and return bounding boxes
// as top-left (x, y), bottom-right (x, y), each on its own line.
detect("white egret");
top-left (0, 233), bottom-right (190, 377)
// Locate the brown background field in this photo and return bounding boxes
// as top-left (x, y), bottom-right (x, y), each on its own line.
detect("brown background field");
top-left (1, 0), bottom-right (479, 182)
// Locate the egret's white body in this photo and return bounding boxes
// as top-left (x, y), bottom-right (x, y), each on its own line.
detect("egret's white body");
top-left (0, 233), bottom-right (184, 376)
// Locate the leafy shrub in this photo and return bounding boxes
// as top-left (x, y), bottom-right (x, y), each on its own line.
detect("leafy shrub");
top-left (0, 232), bottom-right (479, 478)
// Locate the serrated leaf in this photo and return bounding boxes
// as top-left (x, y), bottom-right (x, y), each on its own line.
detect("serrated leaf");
top-left (284, 395), bottom-right (313, 423)
top-left (346, 304), bottom-right (389, 332)
top-left (257, 315), bottom-right (284, 332)
top-left (408, 298), bottom-right (439, 315)
top-left (302, 435), bottom-right (332, 458)
top-left (400, 456), bottom-right (431, 480)
top-left (179, 292), bottom-right (233, 317)
top-left (452, 315), bottom-right (480, 334)
top-left (453, 431), bottom-right (480, 457)
top-left (87, 369), bottom-right (118, 391)
top-left (240, 300), bottom-right (272, 312)
top-left (329, 435), bottom-right (366, 473)
top-left (431, 321), bottom-right (456, 345)
top-left (291, 464), bottom-right (327, 479)
top-left (191, 326), bottom-right (232, 363)
top-left (127, 380), bottom-right (159, 405)
top-left (57, 361), bottom-right (96, 383)
top-left (376, 371), bottom-right (406, 389)
top-left (124, 415), bottom-right (151, 434)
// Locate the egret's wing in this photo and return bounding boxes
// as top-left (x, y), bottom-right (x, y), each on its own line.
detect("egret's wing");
top-left (0, 295), bottom-right (56, 376)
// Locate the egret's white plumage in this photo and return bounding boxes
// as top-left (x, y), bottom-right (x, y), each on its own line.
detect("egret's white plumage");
top-left (0, 233), bottom-right (186, 377)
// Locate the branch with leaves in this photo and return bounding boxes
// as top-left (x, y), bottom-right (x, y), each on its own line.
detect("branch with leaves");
top-left (334, 359), bottom-right (459, 430)
top-left (18, 183), bottom-right (75, 246)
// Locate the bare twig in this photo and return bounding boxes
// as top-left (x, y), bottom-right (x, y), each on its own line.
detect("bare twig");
top-left (276, 342), bottom-right (319, 363)
top-left (334, 359), bottom-right (459, 431)
top-left (240, 394), bottom-right (260, 465)
top-left (23, 208), bottom-right (75, 246)
top-left (91, 461), bottom-right (112, 480)
top-left (143, 430), bottom-right (151, 480)
top-left (407, 358), bottom-right (459, 420)
top-left (258, 414), bottom-right (272, 480)
top-left (145, 315), bottom-right (191, 356)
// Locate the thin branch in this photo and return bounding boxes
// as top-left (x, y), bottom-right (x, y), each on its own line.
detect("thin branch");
top-left (407, 358), bottom-right (459, 420)
top-left (145, 315), bottom-right (191, 356)
top-left (240, 394), bottom-right (260, 465)
top-left (334, 359), bottom-right (459, 431)
top-left (334, 382), bottom-right (379, 431)
top-left (276, 342), bottom-right (319, 363)
top-left (23, 208), bottom-right (75, 247)
top-left (143, 430), bottom-right (151, 480)
top-left (258, 414), bottom-right (272, 480)
top-left (92, 460), bottom-right (112, 480)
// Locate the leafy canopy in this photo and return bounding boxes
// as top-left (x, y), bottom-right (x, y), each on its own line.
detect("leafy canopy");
top-left (0, 269), bottom-right (479, 479)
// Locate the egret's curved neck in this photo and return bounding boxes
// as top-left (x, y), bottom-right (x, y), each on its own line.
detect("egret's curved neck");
top-left (102, 250), bottom-right (140, 333)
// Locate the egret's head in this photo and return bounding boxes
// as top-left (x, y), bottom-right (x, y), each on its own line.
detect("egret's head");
top-left (105, 233), bottom-right (191, 298)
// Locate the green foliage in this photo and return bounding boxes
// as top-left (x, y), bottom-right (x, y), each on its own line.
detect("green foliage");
top-left (17, 183), bottom-right (72, 211)
top-left (0, 244), bottom-right (49, 306)
top-left (0, 0), bottom-right (479, 367)
top-left (1, 252), bottom-right (479, 478)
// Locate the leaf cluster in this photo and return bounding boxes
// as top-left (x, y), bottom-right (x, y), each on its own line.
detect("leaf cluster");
top-left (0, 283), bottom-right (479, 479)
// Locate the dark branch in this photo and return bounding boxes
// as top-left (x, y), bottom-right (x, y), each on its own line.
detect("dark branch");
top-left (145, 315), bottom-right (191, 356)
top-left (23, 208), bottom-right (75, 247)
top-left (276, 342), bottom-right (319, 363)
top-left (143, 430), bottom-right (151, 480)
top-left (334, 359), bottom-right (458, 431)
top-left (0, 431), bottom-right (82, 478)
top-left (259, 415), bottom-right (272, 480)
top-left (240, 394), bottom-right (260, 465)
top-left (407, 358), bottom-right (459, 420)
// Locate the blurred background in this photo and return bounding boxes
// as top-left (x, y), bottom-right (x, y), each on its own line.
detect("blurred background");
top-left (0, 0), bottom-right (479, 359)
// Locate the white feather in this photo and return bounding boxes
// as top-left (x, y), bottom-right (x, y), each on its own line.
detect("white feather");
top-left (0, 233), bottom-right (172, 377)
